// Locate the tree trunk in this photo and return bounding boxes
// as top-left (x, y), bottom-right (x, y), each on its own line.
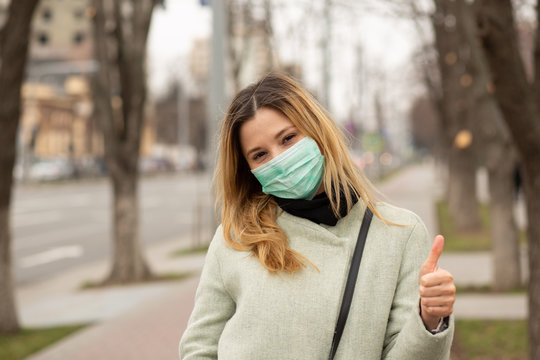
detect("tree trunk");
top-left (0, 0), bottom-right (40, 334)
top-left (458, 0), bottom-right (522, 290)
top-left (107, 169), bottom-right (151, 282)
top-left (476, 1), bottom-right (540, 357)
top-left (487, 147), bottom-right (521, 291)
top-left (91, 0), bottom-right (157, 285)
top-left (477, 96), bottom-right (521, 291)
top-left (432, 0), bottom-right (481, 231)
top-left (447, 146), bottom-right (480, 230)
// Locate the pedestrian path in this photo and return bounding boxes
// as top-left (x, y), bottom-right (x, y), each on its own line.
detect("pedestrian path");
top-left (28, 277), bottom-right (200, 360)
top-left (20, 161), bottom-right (528, 359)
top-left (454, 294), bottom-right (527, 320)
top-left (17, 238), bottom-right (206, 328)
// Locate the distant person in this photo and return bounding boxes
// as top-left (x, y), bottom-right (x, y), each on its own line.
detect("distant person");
top-left (513, 161), bottom-right (522, 200)
top-left (179, 73), bottom-right (455, 359)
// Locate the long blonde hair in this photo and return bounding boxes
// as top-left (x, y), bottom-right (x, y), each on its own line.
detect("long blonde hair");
top-left (215, 73), bottom-right (385, 273)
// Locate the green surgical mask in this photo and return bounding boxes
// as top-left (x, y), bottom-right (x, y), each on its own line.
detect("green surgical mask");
top-left (251, 137), bottom-right (325, 199)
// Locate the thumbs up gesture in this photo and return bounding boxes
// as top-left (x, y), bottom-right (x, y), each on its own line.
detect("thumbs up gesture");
top-left (418, 235), bottom-right (456, 330)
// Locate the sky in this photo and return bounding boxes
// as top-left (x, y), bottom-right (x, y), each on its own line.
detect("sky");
top-left (147, 1), bottom-right (211, 96)
top-left (147, 0), bottom-right (426, 151)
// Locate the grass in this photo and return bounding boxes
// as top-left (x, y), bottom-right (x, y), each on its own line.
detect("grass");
top-left (454, 320), bottom-right (528, 359)
top-left (0, 325), bottom-right (87, 359)
top-left (436, 200), bottom-right (527, 252)
top-left (171, 244), bottom-right (209, 258)
top-left (456, 284), bottom-right (528, 294)
top-left (436, 200), bottom-right (492, 252)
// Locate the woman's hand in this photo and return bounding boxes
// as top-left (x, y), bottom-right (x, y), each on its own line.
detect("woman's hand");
top-left (418, 235), bottom-right (456, 330)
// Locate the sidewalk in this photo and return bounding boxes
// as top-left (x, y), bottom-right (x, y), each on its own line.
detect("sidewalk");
top-left (21, 239), bottom-right (206, 360)
top-left (377, 160), bottom-right (527, 320)
top-left (22, 161), bottom-right (528, 359)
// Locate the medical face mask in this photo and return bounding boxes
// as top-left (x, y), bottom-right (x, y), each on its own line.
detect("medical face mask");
top-left (251, 137), bottom-right (325, 200)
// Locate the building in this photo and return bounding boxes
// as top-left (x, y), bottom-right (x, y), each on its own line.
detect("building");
top-left (30, 0), bottom-right (93, 62)
top-left (18, 0), bottom-right (158, 172)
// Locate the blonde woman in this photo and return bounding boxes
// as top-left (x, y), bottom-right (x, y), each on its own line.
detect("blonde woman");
top-left (179, 73), bottom-right (455, 359)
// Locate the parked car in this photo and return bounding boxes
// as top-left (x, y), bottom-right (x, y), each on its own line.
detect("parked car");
top-left (138, 157), bottom-right (173, 175)
top-left (28, 158), bottom-right (75, 181)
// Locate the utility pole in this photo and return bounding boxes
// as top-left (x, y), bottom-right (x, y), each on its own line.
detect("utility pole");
top-left (353, 43), bottom-right (363, 151)
top-left (196, 0), bottom-right (228, 242)
top-left (177, 81), bottom-right (189, 147)
top-left (208, 0), bottom-right (227, 171)
top-left (322, 0), bottom-right (332, 111)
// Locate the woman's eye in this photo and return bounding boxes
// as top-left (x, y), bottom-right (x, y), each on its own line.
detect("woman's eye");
top-left (283, 134), bottom-right (296, 144)
top-left (253, 151), bottom-right (266, 161)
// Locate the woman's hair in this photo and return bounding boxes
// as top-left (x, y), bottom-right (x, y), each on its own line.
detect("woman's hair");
top-left (215, 72), bottom-right (385, 273)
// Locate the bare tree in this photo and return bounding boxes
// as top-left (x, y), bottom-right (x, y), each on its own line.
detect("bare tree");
top-left (0, 0), bottom-right (40, 333)
top-left (91, 0), bottom-right (161, 284)
top-left (431, 0), bottom-right (482, 231)
top-left (475, 0), bottom-right (540, 357)
top-left (409, 0), bottom-right (521, 289)
top-left (227, 0), bottom-right (277, 92)
top-left (227, 0), bottom-right (254, 92)
top-left (458, 0), bottom-right (521, 291)
top-left (408, 95), bottom-right (441, 153)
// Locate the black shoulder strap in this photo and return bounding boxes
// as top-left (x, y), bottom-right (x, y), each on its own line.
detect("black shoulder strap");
top-left (328, 207), bottom-right (373, 360)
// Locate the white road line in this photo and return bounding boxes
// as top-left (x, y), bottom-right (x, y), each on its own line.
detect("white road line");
top-left (12, 193), bottom-right (98, 214)
top-left (19, 245), bottom-right (84, 268)
top-left (12, 211), bottom-right (63, 227)
top-left (13, 223), bottom-right (103, 252)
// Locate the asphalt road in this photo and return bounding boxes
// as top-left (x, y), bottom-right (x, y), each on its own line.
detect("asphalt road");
top-left (11, 172), bottom-right (212, 287)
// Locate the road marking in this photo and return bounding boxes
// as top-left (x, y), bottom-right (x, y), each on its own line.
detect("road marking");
top-left (12, 193), bottom-right (98, 215)
top-left (19, 246), bottom-right (84, 268)
top-left (13, 223), bottom-right (103, 252)
top-left (12, 211), bottom-right (63, 227)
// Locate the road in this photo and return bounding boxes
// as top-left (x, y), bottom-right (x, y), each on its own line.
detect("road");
top-left (12, 172), bottom-right (212, 287)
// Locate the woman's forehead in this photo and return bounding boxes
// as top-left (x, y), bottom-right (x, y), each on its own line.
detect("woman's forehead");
top-left (238, 108), bottom-right (296, 150)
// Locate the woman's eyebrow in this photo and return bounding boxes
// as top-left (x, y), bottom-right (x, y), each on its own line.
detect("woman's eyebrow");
top-left (274, 126), bottom-right (296, 140)
top-left (246, 126), bottom-right (297, 157)
top-left (246, 146), bottom-right (263, 157)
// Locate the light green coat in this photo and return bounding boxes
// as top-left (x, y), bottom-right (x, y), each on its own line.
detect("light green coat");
top-left (179, 201), bottom-right (454, 359)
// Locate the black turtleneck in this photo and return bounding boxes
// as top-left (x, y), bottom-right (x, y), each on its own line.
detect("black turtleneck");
top-left (273, 190), bottom-right (358, 226)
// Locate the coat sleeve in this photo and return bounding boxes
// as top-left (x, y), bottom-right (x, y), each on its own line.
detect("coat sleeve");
top-left (179, 229), bottom-right (236, 360)
top-left (382, 217), bottom-right (454, 360)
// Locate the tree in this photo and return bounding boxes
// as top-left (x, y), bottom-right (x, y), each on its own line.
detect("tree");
top-left (431, 0), bottom-right (482, 231)
top-left (475, 1), bottom-right (540, 357)
top-left (457, 0), bottom-right (521, 291)
top-left (227, 0), bottom-right (277, 92)
top-left (0, 0), bottom-right (40, 333)
top-left (91, 0), bottom-right (161, 284)
top-left (408, 95), bottom-right (441, 153)
top-left (412, 0), bottom-right (521, 289)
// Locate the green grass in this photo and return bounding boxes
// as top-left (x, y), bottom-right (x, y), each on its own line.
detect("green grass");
top-left (456, 284), bottom-right (528, 294)
top-left (171, 244), bottom-right (209, 258)
top-left (436, 200), bottom-right (527, 252)
top-left (0, 325), bottom-right (87, 359)
top-left (436, 200), bottom-right (492, 252)
top-left (454, 320), bottom-right (528, 359)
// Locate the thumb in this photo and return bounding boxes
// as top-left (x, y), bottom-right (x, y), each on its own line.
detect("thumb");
top-left (421, 235), bottom-right (444, 275)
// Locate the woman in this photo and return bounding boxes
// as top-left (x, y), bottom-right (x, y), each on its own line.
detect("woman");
top-left (179, 73), bottom-right (455, 359)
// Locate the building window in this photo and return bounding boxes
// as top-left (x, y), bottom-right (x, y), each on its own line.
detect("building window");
top-left (73, 32), bottom-right (85, 45)
top-left (37, 33), bottom-right (49, 45)
top-left (42, 8), bottom-right (52, 22)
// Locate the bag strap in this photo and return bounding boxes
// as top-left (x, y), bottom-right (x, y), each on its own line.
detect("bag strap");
top-left (328, 207), bottom-right (373, 360)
